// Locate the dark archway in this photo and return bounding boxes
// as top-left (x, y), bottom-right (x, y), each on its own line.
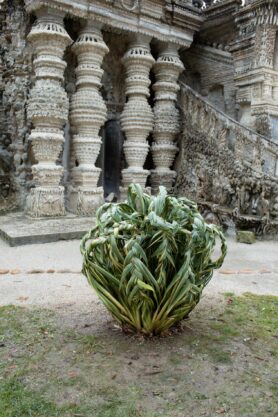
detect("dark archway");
top-left (102, 119), bottom-right (124, 198)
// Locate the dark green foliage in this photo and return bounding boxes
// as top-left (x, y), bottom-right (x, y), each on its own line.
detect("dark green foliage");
top-left (81, 184), bottom-right (227, 335)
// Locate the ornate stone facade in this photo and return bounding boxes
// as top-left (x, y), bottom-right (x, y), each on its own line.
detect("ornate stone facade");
top-left (230, 0), bottom-right (278, 142)
top-left (0, 0), bottom-right (277, 236)
top-left (151, 43), bottom-right (184, 191)
top-left (120, 35), bottom-right (154, 189)
top-left (176, 83), bottom-right (278, 235)
top-left (26, 7), bottom-right (72, 217)
top-left (69, 22), bottom-right (109, 215)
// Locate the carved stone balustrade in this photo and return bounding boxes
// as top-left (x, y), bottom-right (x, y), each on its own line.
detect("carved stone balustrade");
top-left (120, 35), bottom-right (154, 189)
top-left (26, 7), bottom-right (72, 217)
top-left (176, 83), bottom-right (278, 224)
top-left (68, 22), bottom-right (109, 215)
top-left (151, 43), bottom-right (184, 191)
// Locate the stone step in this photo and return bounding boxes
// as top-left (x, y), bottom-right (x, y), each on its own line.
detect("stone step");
top-left (0, 212), bottom-right (95, 246)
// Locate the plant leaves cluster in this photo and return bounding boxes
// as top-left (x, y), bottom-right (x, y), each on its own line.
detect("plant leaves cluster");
top-left (81, 184), bottom-right (227, 335)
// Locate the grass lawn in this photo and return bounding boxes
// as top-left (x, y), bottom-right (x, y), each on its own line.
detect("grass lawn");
top-left (0, 293), bottom-right (277, 417)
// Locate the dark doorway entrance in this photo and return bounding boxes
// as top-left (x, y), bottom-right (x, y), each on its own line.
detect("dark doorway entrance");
top-left (103, 119), bottom-right (123, 198)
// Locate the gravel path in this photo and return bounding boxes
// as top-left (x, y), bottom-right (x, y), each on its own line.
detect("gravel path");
top-left (0, 238), bottom-right (277, 309)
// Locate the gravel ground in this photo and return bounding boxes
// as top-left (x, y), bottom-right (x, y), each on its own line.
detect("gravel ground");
top-left (0, 237), bottom-right (277, 309)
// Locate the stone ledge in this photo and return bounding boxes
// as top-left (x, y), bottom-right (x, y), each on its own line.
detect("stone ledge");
top-left (0, 212), bottom-right (94, 246)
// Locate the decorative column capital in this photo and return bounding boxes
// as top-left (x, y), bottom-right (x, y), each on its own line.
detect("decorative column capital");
top-left (27, 7), bottom-right (72, 83)
top-left (129, 33), bottom-right (153, 47)
top-left (72, 21), bottom-right (108, 57)
top-left (28, 7), bottom-right (71, 47)
top-left (79, 19), bottom-right (104, 32)
top-left (35, 6), bottom-right (66, 22)
top-left (153, 43), bottom-right (184, 102)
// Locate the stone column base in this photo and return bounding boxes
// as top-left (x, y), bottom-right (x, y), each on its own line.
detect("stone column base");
top-left (151, 170), bottom-right (177, 193)
top-left (68, 187), bottom-right (103, 216)
top-left (122, 168), bottom-right (150, 188)
top-left (25, 186), bottom-right (66, 218)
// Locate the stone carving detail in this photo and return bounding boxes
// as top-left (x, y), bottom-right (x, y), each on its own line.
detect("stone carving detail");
top-left (232, 2), bottom-right (278, 142)
top-left (69, 22), bottom-right (109, 215)
top-left (1, 0), bottom-right (278, 238)
top-left (26, 8), bottom-right (72, 217)
top-left (151, 43), bottom-right (184, 191)
top-left (120, 35), bottom-right (154, 188)
top-left (120, 0), bottom-right (140, 12)
top-left (254, 26), bottom-right (276, 69)
top-left (176, 84), bottom-right (278, 232)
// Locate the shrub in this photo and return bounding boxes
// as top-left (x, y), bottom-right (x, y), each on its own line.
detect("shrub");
top-left (81, 184), bottom-right (227, 336)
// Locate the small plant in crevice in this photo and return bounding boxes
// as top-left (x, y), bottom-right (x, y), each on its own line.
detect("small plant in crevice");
top-left (81, 184), bottom-right (227, 336)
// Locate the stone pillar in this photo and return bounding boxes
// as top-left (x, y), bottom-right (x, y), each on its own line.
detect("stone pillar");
top-left (252, 24), bottom-right (277, 139)
top-left (120, 35), bottom-right (154, 189)
top-left (68, 22), bottom-right (109, 215)
top-left (26, 8), bottom-right (72, 217)
top-left (151, 43), bottom-right (184, 191)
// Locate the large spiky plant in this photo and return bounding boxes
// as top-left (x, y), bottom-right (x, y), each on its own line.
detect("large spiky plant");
top-left (81, 184), bottom-right (227, 336)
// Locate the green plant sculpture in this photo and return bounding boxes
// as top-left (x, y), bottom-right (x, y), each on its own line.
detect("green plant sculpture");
top-left (81, 184), bottom-right (227, 336)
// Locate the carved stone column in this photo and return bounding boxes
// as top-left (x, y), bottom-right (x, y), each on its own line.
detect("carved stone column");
top-left (120, 35), bottom-right (154, 189)
top-left (68, 22), bottom-right (109, 215)
top-left (26, 8), bottom-right (72, 217)
top-left (151, 43), bottom-right (184, 191)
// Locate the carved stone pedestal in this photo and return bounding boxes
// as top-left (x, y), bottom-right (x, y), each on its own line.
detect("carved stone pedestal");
top-left (151, 43), bottom-right (184, 192)
top-left (120, 35), bottom-right (154, 190)
top-left (26, 8), bottom-right (72, 217)
top-left (68, 22), bottom-right (109, 215)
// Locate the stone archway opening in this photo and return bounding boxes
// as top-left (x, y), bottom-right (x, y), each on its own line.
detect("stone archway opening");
top-left (102, 119), bottom-right (124, 199)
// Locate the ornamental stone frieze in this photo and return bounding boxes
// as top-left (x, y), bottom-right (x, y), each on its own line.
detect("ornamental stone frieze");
top-left (26, 7), bottom-right (72, 217)
top-left (24, 0), bottom-right (203, 48)
top-left (120, 35), bottom-right (154, 189)
top-left (68, 21), bottom-right (109, 215)
top-left (151, 43), bottom-right (184, 191)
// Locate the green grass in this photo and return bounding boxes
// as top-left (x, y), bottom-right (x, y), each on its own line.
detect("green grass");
top-left (0, 293), bottom-right (277, 417)
top-left (0, 377), bottom-right (142, 417)
top-left (224, 292), bottom-right (278, 346)
top-left (0, 378), bottom-right (60, 417)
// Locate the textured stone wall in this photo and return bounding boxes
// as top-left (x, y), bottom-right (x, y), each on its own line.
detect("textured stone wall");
top-left (0, 0), bottom-right (33, 212)
top-left (175, 85), bottom-right (278, 235)
top-left (181, 44), bottom-right (237, 119)
top-left (0, 5), bottom-right (129, 213)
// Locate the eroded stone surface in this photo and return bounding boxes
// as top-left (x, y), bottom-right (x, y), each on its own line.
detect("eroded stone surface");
top-left (0, 0), bottom-right (277, 237)
top-left (175, 84), bottom-right (278, 237)
top-left (0, 212), bottom-right (94, 246)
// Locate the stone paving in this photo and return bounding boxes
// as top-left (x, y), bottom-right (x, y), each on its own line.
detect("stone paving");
top-left (0, 212), bottom-right (94, 246)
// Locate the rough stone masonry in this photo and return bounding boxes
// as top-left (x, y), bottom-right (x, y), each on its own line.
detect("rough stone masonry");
top-left (0, 0), bottom-right (277, 238)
